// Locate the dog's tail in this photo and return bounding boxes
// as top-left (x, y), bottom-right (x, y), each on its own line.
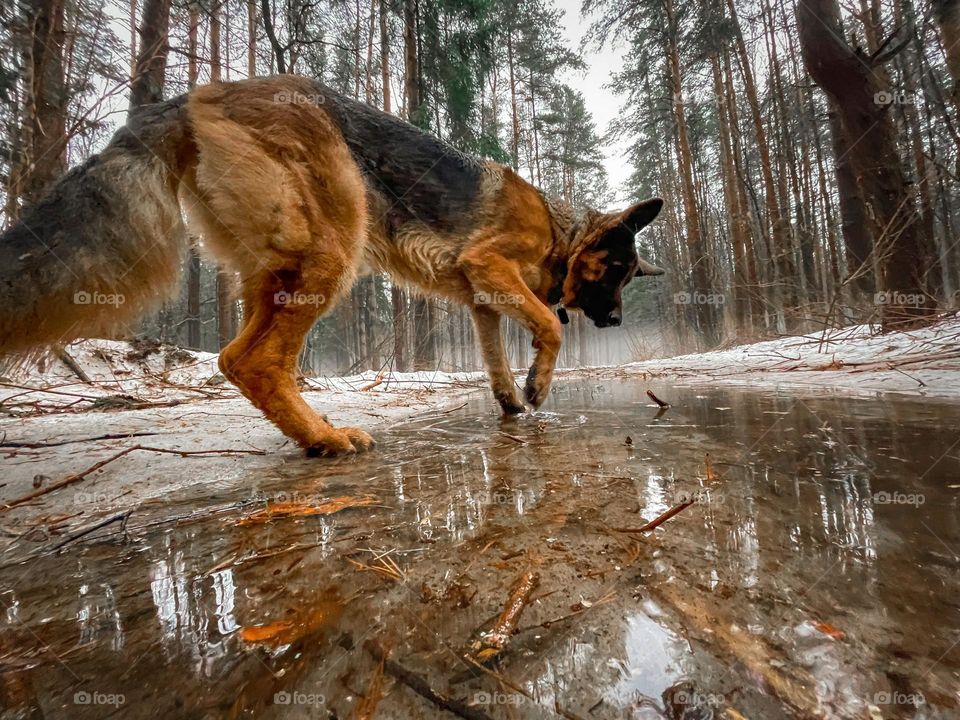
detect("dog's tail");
top-left (0, 96), bottom-right (194, 357)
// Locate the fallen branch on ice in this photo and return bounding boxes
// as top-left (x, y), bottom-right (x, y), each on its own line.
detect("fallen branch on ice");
top-left (1, 444), bottom-right (266, 512)
top-left (611, 497), bottom-right (696, 534)
top-left (364, 640), bottom-right (494, 720)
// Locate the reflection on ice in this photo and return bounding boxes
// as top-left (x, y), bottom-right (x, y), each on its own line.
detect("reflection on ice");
top-left (2, 381), bottom-right (958, 718)
top-left (607, 610), bottom-right (688, 708)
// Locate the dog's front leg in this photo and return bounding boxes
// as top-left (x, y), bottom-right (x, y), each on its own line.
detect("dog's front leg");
top-left (462, 254), bottom-right (562, 410)
top-left (471, 305), bottom-right (525, 415)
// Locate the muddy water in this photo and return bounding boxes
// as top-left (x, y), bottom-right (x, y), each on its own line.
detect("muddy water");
top-left (1, 381), bottom-right (958, 719)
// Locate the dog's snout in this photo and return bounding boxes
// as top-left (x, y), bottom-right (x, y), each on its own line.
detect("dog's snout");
top-left (607, 310), bottom-right (621, 327)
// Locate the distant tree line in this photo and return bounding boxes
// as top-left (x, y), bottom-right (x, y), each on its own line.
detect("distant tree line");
top-left (1, 0), bottom-right (958, 372)
top-left (590, 0), bottom-right (959, 349)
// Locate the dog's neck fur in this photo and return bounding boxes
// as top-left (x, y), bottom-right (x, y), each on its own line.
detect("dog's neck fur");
top-left (542, 196), bottom-right (587, 306)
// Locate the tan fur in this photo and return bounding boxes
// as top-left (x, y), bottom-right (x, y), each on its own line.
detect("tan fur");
top-left (177, 80), bottom-right (568, 449)
top-left (1, 75), bottom-right (662, 456)
top-left (177, 78), bottom-right (375, 455)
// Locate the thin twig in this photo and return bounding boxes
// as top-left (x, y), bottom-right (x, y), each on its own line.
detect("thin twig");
top-left (611, 498), bottom-right (696, 534)
top-left (48, 511), bottom-right (132, 553)
top-left (54, 347), bottom-right (92, 384)
top-left (496, 431), bottom-right (527, 445)
top-left (466, 571), bottom-right (539, 664)
top-left (1, 444), bottom-right (265, 512)
top-left (364, 640), bottom-right (493, 720)
top-left (1, 446), bottom-right (140, 512)
top-left (646, 389), bottom-right (670, 408)
top-left (0, 432), bottom-right (160, 449)
top-left (360, 373), bottom-right (386, 392)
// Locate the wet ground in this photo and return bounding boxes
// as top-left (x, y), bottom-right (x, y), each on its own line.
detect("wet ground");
top-left (1, 380), bottom-right (958, 719)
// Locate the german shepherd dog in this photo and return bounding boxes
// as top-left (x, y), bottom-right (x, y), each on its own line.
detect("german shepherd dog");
top-left (0, 76), bottom-right (663, 456)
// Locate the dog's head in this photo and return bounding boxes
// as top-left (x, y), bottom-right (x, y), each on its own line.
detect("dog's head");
top-left (561, 198), bottom-right (664, 328)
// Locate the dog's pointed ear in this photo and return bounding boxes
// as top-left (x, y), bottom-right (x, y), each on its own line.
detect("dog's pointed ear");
top-left (618, 198), bottom-right (664, 235)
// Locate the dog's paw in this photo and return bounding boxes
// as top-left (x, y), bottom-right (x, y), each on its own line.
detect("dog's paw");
top-left (304, 429), bottom-right (358, 457)
top-left (495, 390), bottom-right (526, 416)
top-left (523, 379), bottom-right (550, 408)
top-left (342, 426), bottom-right (376, 452)
top-left (524, 366), bottom-right (551, 408)
top-left (524, 381), bottom-right (545, 408)
top-left (501, 399), bottom-right (526, 416)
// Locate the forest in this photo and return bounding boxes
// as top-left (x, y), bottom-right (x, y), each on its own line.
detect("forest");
top-left (1, 0), bottom-right (958, 371)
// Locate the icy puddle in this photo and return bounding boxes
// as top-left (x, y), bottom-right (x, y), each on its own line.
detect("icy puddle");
top-left (1, 381), bottom-right (958, 719)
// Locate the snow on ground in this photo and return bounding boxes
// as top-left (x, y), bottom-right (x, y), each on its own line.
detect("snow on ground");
top-left (2, 317), bottom-right (959, 543)
top-left (0, 338), bottom-right (489, 414)
top-left (0, 340), bottom-right (489, 541)
top-left (564, 314), bottom-right (960, 399)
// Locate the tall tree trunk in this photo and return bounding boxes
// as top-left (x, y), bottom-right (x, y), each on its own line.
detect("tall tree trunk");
top-left (207, 0), bottom-right (238, 349)
top-left (364, 0), bottom-right (376, 102)
top-left (392, 286), bottom-right (407, 371)
top-left (129, 0), bottom-right (170, 109)
top-left (827, 103), bottom-right (874, 294)
top-left (935, 0), bottom-right (960, 171)
top-left (186, 1), bottom-right (202, 349)
top-left (666, 0), bottom-right (717, 346)
top-left (247, 0), bottom-right (257, 76)
top-left (528, 68), bottom-right (541, 186)
top-left (129, 0), bottom-right (137, 77)
top-left (798, 0), bottom-right (935, 327)
top-left (712, 53), bottom-right (750, 333)
top-left (210, 0), bottom-right (221, 82)
top-left (381, 0), bottom-right (406, 371)
top-left (897, 0), bottom-right (943, 295)
top-left (403, 0), bottom-right (433, 369)
top-left (353, 0), bottom-right (362, 98)
top-left (261, 0), bottom-right (285, 73)
top-left (403, 0), bottom-right (417, 120)
top-left (379, 0), bottom-right (390, 112)
top-left (808, 90), bottom-right (842, 294)
top-left (935, 0), bottom-right (960, 112)
top-left (721, 49), bottom-right (763, 328)
top-left (507, 31), bottom-right (520, 171)
top-left (727, 0), bottom-right (797, 327)
top-left (5, 0), bottom-right (67, 220)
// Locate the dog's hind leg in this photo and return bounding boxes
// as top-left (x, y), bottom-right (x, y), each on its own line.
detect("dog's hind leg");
top-left (184, 84), bottom-right (375, 455)
top-left (218, 266), bottom-right (374, 456)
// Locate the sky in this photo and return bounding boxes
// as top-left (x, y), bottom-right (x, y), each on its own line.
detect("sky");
top-left (554, 0), bottom-right (634, 204)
